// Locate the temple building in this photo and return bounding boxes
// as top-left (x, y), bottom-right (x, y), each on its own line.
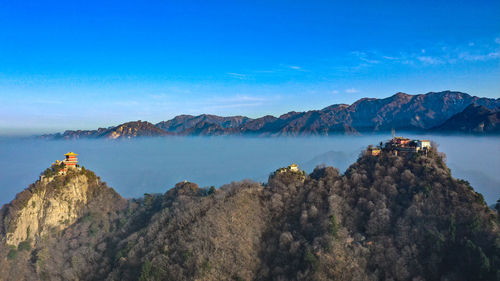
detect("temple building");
top-left (63, 152), bottom-right (78, 169)
top-left (417, 140), bottom-right (431, 150)
top-left (385, 137), bottom-right (432, 155)
top-left (40, 152), bottom-right (81, 182)
top-left (390, 137), bottom-right (411, 146)
top-left (276, 163), bottom-right (301, 174)
top-left (368, 147), bottom-right (381, 156)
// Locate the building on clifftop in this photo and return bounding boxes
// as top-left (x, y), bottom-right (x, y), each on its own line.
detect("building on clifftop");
top-left (416, 140), bottom-right (431, 150)
top-left (40, 152), bottom-right (81, 182)
top-left (289, 163), bottom-right (299, 172)
top-left (276, 163), bottom-right (302, 174)
top-left (385, 137), bottom-right (431, 156)
top-left (63, 152), bottom-right (78, 169)
top-left (367, 146), bottom-right (381, 156)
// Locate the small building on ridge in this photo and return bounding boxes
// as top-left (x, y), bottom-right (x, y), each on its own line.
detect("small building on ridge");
top-left (63, 152), bottom-right (78, 169)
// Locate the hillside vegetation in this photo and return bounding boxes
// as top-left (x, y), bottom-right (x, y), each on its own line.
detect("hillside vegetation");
top-left (0, 146), bottom-right (499, 280)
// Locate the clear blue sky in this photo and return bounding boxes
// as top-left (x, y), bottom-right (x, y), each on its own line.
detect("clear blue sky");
top-left (1, 0), bottom-right (499, 135)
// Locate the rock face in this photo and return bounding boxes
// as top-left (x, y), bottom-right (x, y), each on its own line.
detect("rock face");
top-left (0, 169), bottom-right (125, 247)
top-left (5, 175), bottom-right (91, 246)
top-left (40, 91), bottom-right (500, 139)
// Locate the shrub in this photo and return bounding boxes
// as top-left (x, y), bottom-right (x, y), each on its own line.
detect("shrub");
top-left (208, 186), bottom-right (216, 195)
top-left (144, 193), bottom-right (153, 207)
top-left (304, 249), bottom-right (319, 272)
top-left (329, 214), bottom-right (339, 238)
top-left (233, 275), bottom-right (245, 281)
top-left (7, 249), bottom-right (17, 260)
top-left (18, 240), bottom-right (32, 251)
top-left (138, 260), bottom-right (159, 281)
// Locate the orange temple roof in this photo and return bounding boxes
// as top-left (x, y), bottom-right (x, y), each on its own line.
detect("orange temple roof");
top-left (64, 152), bottom-right (78, 156)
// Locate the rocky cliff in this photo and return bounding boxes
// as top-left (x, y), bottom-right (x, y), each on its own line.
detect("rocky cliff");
top-left (0, 168), bottom-right (126, 247)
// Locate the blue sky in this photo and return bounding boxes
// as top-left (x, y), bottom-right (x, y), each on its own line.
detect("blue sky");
top-left (0, 0), bottom-right (499, 135)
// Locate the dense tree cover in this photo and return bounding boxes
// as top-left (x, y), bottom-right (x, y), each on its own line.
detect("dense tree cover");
top-left (0, 147), bottom-right (499, 280)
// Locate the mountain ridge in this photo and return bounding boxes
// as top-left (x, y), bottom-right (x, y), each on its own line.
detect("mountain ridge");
top-left (431, 104), bottom-right (500, 134)
top-left (40, 91), bottom-right (500, 139)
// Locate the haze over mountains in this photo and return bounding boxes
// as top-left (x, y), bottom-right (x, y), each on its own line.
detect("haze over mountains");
top-left (42, 91), bottom-right (500, 139)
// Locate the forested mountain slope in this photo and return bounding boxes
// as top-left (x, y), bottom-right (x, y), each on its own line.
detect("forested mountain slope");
top-left (1, 146), bottom-right (499, 280)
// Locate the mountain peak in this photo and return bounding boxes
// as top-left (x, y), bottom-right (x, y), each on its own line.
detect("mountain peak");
top-left (0, 166), bottom-right (125, 247)
top-left (394, 91), bottom-right (410, 96)
top-left (103, 120), bottom-right (168, 139)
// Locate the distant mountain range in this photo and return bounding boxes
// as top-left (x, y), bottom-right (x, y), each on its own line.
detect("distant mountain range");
top-left (41, 91), bottom-right (500, 139)
top-left (432, 103), bottom-right (500, 134)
